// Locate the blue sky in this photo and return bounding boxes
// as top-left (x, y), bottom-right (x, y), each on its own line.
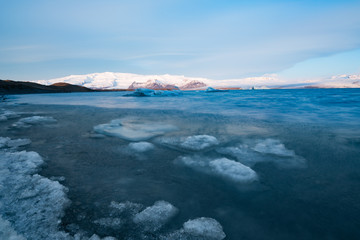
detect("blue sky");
top-left (0, 0), bottom-right (360, 81)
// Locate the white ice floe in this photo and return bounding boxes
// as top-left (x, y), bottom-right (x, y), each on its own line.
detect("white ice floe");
top-left (124, 88), bottom-right (182, 97)
top-left (12, 116), bottom-right (57, 129)
top-left (0, 110), bottom-right (20, 121)
top-left (176, 155), bottom-right (258, 183)
top-left (94, 119), bottom-right (177, 141)
top-left (217, 139), bottom-right (306, 168)
top-left (0, 137), bottom-right (31, 148)
top-left (162, 217), bottom-right (226, 240)
top-left (158, 135), bottom-right (219, 151)
top-left (0, 149), bottom-right (71, 240)
top-left (128, 142), bottom-right (155, 152)
top-left (133, 200), bottom-right (178, 232)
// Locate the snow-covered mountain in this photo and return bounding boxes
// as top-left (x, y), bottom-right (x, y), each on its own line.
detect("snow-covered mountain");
top-left (35, 72), bottom-right (360, 90)
top-left (36, 72), bottom-right (211, 90)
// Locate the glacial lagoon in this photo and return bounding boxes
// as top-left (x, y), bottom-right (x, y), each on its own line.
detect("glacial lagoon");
top-left (1, 89), bottom-right (360, 240)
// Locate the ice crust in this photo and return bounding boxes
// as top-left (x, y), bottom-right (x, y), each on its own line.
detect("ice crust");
top-left (133, 201), bottom-right (178, 232)
top-left (94, 119), bottom-right (177, 141)
top-left (12, 116), bottom-right (57, 129)
top-left (128, 142), bottom-right (155, 152)
top-left (158, 135), bottom-right (219, 151)
top-left (217, 138), bottom-right (306, 168)
top-left (176, 155), bottom-right (258, 183)
top-left (124, 88), bottom-right (182, 97)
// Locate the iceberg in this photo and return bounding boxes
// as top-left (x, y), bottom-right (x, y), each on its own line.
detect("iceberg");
top-left (128, 141), bottom-right (155, 152)
top-left (133, 200), bottom-right (178, 232)
top-left (205, 87), bottom-right (228, 93)
top-left (124, 88), bottom-right (182, 97)
top-left (94, 118), bottom-right (177, 141)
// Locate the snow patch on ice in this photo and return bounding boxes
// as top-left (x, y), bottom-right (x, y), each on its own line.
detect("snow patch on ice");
top-left (94, 119), bottom-right (177, 141)
top-left (133, 201), bottom-right (178, 232)
top-left (176, 155), bottom-right (257, 183)
top-left (12, 116), bottom-right (57, 129)
top-left (128, 142), bottom-right (154, 152)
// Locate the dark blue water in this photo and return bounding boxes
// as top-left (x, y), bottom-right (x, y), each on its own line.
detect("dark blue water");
top-left (1, 89), bottom-right (360, 240)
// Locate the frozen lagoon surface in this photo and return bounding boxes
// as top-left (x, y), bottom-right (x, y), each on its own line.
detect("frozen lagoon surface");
top-left (1, 89), bottom-right (360, 240)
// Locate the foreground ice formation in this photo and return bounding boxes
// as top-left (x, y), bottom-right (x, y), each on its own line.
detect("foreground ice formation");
top-left (0, 145), bottom-right (71, 240)
top-left (133, 201), bottom-right (178, 232)
top-left (0, 137), bottom-right (31, 148)
top-left (11, 116), bottom-right (57, 129)
top-left (176, 155), bottom-right (258, 183)
top-left (124, 88), bottom-right (183, 97)
top-left (217, 138), bottom-right (306, 168)
top-left (94, 118), bottom-right (177, 141)
top-left (128, 141), bottom-right (155, 152)
top-left (158, 135), bottom-right (219, 151)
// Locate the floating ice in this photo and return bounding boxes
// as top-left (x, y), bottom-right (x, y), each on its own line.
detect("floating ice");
top-left (217, 139), bottom-right (306, 168)
top-left (162, 217), bottom-right (226, 240)
top-left (94, 119), bottom-right (177, 141)
top-left (12, 116), bottom-right (57, 129)
top-left (128, 142), bottom-right (155, 152)
top-left (94, 218), bottom-right (123, 229)
top-left (133, 200), bottom-right (178, 232)
top-left (252, 139), bottom-right (296, 157)
top-left (124, 88), bottom-right (182, 97)
top-left (0, 110), bottom-right (20, 121)
top-left (176, 155), bottom-right (257, 183)
top-left (205, 87), bottom-right (228, 93)
top-left (110, 201), bottom-right (144, 216)
top-left (0, 137), bottom-right (31, 149)
top-left (158, 135), bottom-right (219, 151)
top-left (89, 234), bottom-right (117, 240)
top-left (0, 148), bottom-right (71, 240)
top-left (209, 158), bottom-right (257, 183)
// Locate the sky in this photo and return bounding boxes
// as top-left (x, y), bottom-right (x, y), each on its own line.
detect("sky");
top-left (0, 0), bottom-right (360, 82)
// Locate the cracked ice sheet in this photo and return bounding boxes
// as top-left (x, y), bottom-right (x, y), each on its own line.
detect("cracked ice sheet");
top-left (176, 155), bottom-right (257, 184)
top-left (94, 119), bottom-right (177, 141)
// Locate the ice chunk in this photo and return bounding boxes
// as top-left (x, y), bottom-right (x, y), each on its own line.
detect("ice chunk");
top-left (0, 110), bottom-right (20, 121)
top-left (110, 201), bottom-right (144, 216)
top-left (125, 88), bottom-right (182, 97)
top-left (158, 135), bottom-right (219, 151)
top-left (0, 149), bottom-right (71, 240)
top-left (133, 200), bottom-right (178, 232)
top-left (162, 217), bottom-right (226, 240)
top-left (12, 116), bottom-right (57, 129)
top-left (94, 218), bottom-right (123, 229)
top-left (252, 139), bottom-right (296, 157)
top-left (128, 142), bottom-right (154, 152)
top-left (183, 217), bottom-right (226, 239)
top-left (176, 155), bottom-right (258, 183)
top-left (0, 137), bottom-right (31, 149)
top-left (89, 234), bottom-right (117, 240)
top-left (94, 119), bottom-right (177, 141)
top-left (209, 158), bottom-right (257, 183)
top-left (205, 87), bottom-right (228, 93)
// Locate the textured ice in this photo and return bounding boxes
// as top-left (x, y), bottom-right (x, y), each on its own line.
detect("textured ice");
top-left (12, 116), bottom-right (57, 129)
top-left (133, 201), bottom-right (178, 232)
top-left (252, 139), bottom-right (296, 157)
top-left (162, 217), bottom-right (225, 240)
top-left (0, 110), bottom-right (20, 121)
top-left (209, 158), bottom-right (257, 183)
top-left (0, 137), bottom-right (31, 149)
top-left (217, 139), bottom-right (306, 168)
top-left (176, 155), bottom-right (258, 183)
top-left (124, 88), bottom-right (182, 97)
top-left (128, 142), bottom-right (155, 152)
top-left (110, 201), bottom-right (144, 216)
top-left (94, 119), bottom-right (177, 141)
top-left (89, 234), bottom-right (117, 240)
top-left (158, 135), bottom-right (219, 151)
top-left (0, 216), bottom-right (26, 240)
top-left (94, 218), bottom-right (123, 229)
top-left (0, 147), bottom-right (71, 240)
